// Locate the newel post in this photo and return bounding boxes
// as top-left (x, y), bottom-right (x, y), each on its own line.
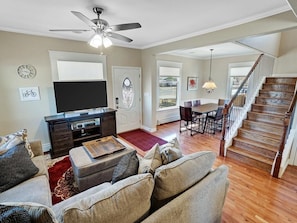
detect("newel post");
top-left (220, 104), bottom-right (228, 156)
top-left (272, 112), bottom-right (290, 178)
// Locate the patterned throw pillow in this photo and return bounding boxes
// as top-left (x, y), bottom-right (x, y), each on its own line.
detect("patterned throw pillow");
top-left (159, 137), bottom-right (183, 164)
top-left (138, 143), bottom-right (163, 174)
top-left (1, 202), bottom-right (58, 223)
top-left (0, 129), bottom-right (34, 157)
top-left (0, 205), bottom-right (31, 223)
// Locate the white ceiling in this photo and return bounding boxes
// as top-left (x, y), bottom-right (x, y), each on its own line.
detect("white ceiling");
top-left (162, 42), bottom-right (261, 59)
top-left (0, 0), bottom-right (292, 57)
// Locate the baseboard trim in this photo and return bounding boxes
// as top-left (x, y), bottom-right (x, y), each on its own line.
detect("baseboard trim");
top-left (141, 125), bottom-right (157, 133)
top-left (157, 115), bottom-right (179, 125)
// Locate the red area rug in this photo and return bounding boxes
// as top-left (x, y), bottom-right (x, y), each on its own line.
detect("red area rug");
top-left (119, 129), bottom-right (167, 151)
top-left (48, 156), bottom-right (79, 204)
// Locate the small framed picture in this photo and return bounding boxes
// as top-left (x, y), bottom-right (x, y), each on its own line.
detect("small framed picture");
top-left (187, 77), bottom-right (198, 91)
top-left (19, 87), bottom-right (40, 101)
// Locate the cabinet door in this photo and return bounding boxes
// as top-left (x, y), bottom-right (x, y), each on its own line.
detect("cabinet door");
top-left (101, 113), bottom-right (116, 137)
top-left (49, 122), bottom-right (74, 157)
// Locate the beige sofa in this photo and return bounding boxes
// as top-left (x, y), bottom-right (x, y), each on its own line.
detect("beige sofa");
top-left (0, 141), bottom-right (52, 206)
top-left (0, 141), bottom-right (229, 223)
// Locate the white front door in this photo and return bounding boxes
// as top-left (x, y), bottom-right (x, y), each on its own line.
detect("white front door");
top-left (112, 66), bottom-right (141, 133)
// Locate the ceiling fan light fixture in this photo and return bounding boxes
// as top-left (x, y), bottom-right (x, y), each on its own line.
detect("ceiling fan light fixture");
top-left (103, 37), bottom-right (112, 48)
top-left (89, 34), bottom-right (102, 48)
top-left (51, 7), bottom-right (141, 48)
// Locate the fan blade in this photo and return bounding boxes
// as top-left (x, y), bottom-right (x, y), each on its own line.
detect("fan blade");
top-left (110, 23), bottom-right (141, 31)
top-left (71, 11), bottom-right (97, 27)
top-left (108, 32), bottom-right (133, 42)
top-left (49, 29), bottom-right (91, 33)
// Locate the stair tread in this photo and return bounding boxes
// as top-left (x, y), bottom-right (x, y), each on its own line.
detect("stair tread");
top-left (264, 83), bottom-right (296, 86)
top-left (264, 81), bottom-right (296, 85)
top-left (233, 137), bottom-right (279, 152)
top-left (260, 89), bottom-right (294, 92)
top-left (243, 120), bottom-right (284, 134)
top-left (260, 90), bottom-right (295, 95)
top-left (239, 127), bottom-right (282, 139)
top-left (228, 146), bottom-right (274, 165)
top-left (257, 96), bottom-right (292, 101)
top-left (248, 110), bottom-right (285, 119)
top-left (243, 119), bottom-right (283, 129)
top-left (261, 90), bottom-right (295, 94)
top-left (253, 103), bottom-right (289, 109)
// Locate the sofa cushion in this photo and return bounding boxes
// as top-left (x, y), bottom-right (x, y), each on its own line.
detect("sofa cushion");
top-left (32, 155), bottom-right (49, 178)
top-left (112, 150), bottom-right (139, 184)
top-left (53, 182), bottom-right (111, 214)
top-left (0, 204), bottom-right (31, 223)
top-left (138, 143), bottom-right (162, 174)
top-left (0, 175), bottom-right (52, 206)
top-left (1, 202), bottom-right (57, 223)
top-left (153, 151), bottom-right (216, 200)
top-left (0, 143), bottom-right (39, 193)
top-left (56, 173), bottom-right (154, 223)
top-left (0, 129), bottom-right (34, 157)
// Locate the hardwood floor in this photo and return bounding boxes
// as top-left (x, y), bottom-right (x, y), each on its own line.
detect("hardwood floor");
top-left (125, 121), bottom-right (297, 223)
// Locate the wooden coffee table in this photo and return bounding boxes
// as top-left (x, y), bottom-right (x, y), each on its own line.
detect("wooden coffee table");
top-left (69, 137), bottom-right (135, 191)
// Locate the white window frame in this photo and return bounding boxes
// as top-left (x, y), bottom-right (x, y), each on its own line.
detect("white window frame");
top-left (157, 60), bottom-right (182, 111)
top-left (227, 62), bottom-right (253, 98)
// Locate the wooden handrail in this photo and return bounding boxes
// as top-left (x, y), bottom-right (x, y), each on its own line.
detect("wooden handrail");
top-left (229, 53), bottom-right (264, 107)
top-left (272, 81), bottom-right (297, 177)
top-left (288, 83), bottom-right (297, 114)
top-left (220, 53), bottom-right (264, 156)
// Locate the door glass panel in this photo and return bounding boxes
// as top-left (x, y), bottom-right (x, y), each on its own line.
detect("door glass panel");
top-left (122, 77), bottom-right (134, 108)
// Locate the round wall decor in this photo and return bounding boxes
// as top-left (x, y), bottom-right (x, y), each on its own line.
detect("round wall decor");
top-left (17, 64), bottom-right (37, 79)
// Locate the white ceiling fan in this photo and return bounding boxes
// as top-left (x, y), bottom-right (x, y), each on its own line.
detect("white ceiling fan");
top-left (50, 7), bottom-right (141, 48)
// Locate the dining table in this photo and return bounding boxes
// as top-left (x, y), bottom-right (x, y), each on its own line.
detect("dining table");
top-left (191, 103), bottom-right (219, 134)
top-left (192, 103), bottom-right (218, 115)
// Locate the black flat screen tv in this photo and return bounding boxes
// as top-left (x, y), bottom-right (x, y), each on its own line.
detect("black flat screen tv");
top-left (53, 81), bottom-right (108, 113)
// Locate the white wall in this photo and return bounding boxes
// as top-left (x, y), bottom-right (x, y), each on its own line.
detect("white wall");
top-left (0, 31), bottom-right (141, 150)
top-left (237, 33), bottom-right (281, 57)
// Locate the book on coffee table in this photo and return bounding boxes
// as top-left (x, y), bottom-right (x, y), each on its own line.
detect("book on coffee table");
top-left (82, 136), bottom-right (126, 158)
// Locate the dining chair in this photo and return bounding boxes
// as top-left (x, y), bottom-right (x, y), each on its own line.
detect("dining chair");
top-left (179, 106), bottom-right (203, 136)
top-left (218, 99), bottom-right (230, 106)
top-left (203, 106), bottom-right (224, 134)
top-left (192, 99), bottom-right (206, 121)
top-left (192, 99), bottom-right (201, 107)
top-left (184, 101), bottom-right (192, 107)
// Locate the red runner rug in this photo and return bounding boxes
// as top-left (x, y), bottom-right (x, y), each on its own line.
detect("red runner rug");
top-left (119, 129), bottom-right (167, 152)
top-left (48, 156), bottom-right (79, 204)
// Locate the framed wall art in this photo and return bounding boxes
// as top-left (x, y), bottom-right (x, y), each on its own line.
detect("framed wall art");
top-left (19, 87), bottom-right (40, 101)
top-left (187, 77), bottom-right (198, 91)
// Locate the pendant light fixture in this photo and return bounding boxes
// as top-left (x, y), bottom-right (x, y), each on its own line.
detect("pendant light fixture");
top-left (202, 49), bottom-right (217, 93)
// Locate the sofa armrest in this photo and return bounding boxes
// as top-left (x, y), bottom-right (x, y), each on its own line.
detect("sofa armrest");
top-left (29, 141), bottom-right (43, 156)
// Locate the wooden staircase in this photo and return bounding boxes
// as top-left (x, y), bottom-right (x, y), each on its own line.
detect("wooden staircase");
top-left (227, 77), bottom-right (297, 173)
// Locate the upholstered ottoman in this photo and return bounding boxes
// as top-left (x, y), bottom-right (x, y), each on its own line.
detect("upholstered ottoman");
top-left (69, 138), bottom-right (135, 191)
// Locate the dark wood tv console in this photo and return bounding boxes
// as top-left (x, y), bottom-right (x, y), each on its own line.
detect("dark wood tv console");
top-left (44, 108), bottom-right (117, 158)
